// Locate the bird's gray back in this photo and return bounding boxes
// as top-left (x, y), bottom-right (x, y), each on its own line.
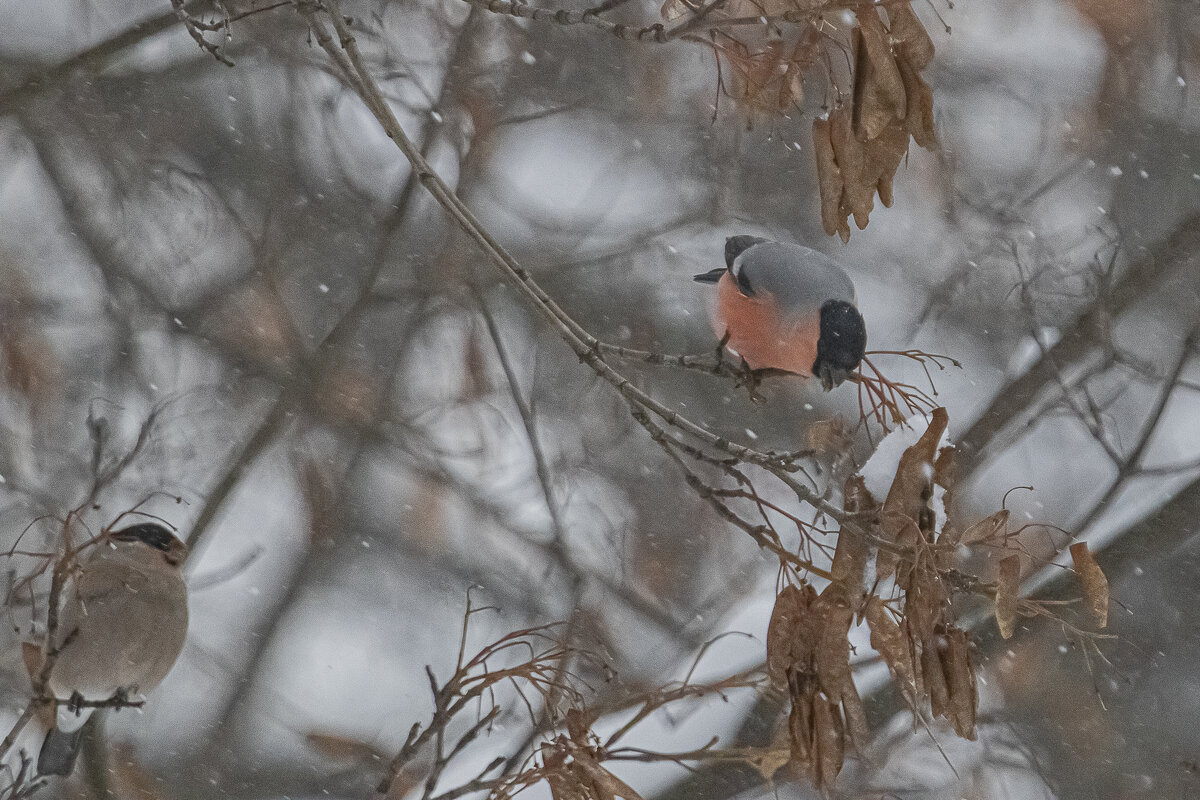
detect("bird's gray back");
top-left (735, 242), bottom-right (856, 315)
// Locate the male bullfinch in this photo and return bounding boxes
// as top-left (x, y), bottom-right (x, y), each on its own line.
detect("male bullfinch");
top-left (37, 523), bottom-right (189, 776)
top-left (694, 236), bottom-right (867, 390)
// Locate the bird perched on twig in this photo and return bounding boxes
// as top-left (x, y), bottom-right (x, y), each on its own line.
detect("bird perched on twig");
top-left (37, 523), bottom-right (189, 777)
top-left (694, 236), bottom-right (867, 390)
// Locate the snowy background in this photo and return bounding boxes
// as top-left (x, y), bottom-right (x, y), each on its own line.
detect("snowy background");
top-left (1, 0), bottom-right (1199, 798)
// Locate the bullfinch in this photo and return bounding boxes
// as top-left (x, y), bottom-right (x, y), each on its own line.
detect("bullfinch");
top-left (37, 523), bottom-right (189, 776)
top-left (693, 236), bottom-right (867, 389)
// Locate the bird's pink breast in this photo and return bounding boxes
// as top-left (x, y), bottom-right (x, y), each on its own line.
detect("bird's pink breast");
top-left (713, 274), bottom-right (819, 376)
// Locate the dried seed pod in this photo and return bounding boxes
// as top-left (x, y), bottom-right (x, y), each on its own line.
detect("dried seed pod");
top-left (995, 555), bottom-right (1021, 639)
top-left (855, 4), bottom-right (906, 119)
top-left (865, 598), bottom-right (919, 699)
top-left (831, 476), bottom-right (873, 610)
top-left (956, 509), bottom-right (1010, 547)
top-left (812, 117), bottom-right (847, 240)
top-left (830, 105), bottom-right (875, 230)
top-left (877, 409), bottom-right (948, 580)
top-left (933, 445), bottom-right (958, 489)
top-left (866, 121), bottom-right (910, 208)
top-left (904, 572), bottom-right (946, 644)
top-left (851, 27), bottom-right (898, 142)
top-left (939, 626), bottom-right (978, 740)
top-left (812, 693), bottom-right (845, 789)
top-left (896, 53), bottom-right (938, 150)
top-left (767, 583), bottom-right (815, 690)
top-left (922, 636), bottom-right (951, 720)
top-left (887, 1), bottom-right (936, 69)
top-left (1070, 542), bottom-right (1109, 629)
top-left (815, 584), bottom-right (855, 703)
top-left (787, 675), bottom-right (815, 766)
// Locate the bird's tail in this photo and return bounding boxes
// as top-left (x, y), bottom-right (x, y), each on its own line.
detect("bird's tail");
top-left (37, 726), bottom-right (85, 776)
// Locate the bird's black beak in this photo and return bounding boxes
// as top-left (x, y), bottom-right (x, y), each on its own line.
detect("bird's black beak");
top-left (693, 268), bottom-right (726, 284)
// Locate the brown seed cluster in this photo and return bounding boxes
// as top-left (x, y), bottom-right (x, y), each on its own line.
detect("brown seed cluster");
top-left (765, 407), bottom-right (1109, 790)
top-left (659, 1), bottom-right (941, 240)
top-left (814, 3), bottom-right (938, 241)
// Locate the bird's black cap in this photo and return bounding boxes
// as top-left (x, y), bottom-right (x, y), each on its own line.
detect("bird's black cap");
top-left (724, 235), bottom-right (767, 269)
top-left (110, 523), bottom-right (177, 553)
top-left (812, 300), bottom-right (866, 390)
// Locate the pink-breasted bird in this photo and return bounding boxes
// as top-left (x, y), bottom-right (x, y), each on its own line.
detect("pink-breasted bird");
top-left (693, 235), bottom-right (867, 389)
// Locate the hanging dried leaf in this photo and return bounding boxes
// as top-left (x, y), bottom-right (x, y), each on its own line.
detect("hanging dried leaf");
top-left (877, 409), bottom-right (949, 580)
top-left (994, 555), bottom-right (1021, 639)
top-left (830, 105), bottom-right (874, 230)
top-left (939, 626), bottom-right (977, 740)
top-left (767, 583), bottom-right (815, 690)
top-left (933, 445), bottom-right (957, 489)
top-left (889, 517), bottom-right (928, 590)
top-left (839, 676), bottom-right (872, 748)
top-left (814, 584), bottom-right (855, 703)
top-left (903, 572), bottom-right (946, 643)
top-left (812, 117), bottom-right (848, 241)
top-left (864, 122), bottom-right (910, 209)
top-left (831, 477), bottom-right (872, 609)
top-left (956, 509), bottom-right (1009, 547)
top-left (887, 2), bottom-right (936, 69)
top-left (781, 26), bottom-right (821, 110)
top-left (851, 28), bottom-right (897, 142)
top-left (855, 4), bottom-right (906, 118)
top-left (864, 598), bottom-right (919, 698)
top-left (1070, 542), bottom-right (1109, 629)
top-left (812, 693), bottom-right (845, 790)
top-left (896, 54), bottom-right (938, 150)
top-left (565, 708), bottom-right (593, 745)
top-left (922, 637), bottom-right (950, 720)
top-left (547, 767), bottom-right (590, 800)
top-left (782, 595), bottom-right (864, 786)
top-left (787, 676), bottom-right (815, 766)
